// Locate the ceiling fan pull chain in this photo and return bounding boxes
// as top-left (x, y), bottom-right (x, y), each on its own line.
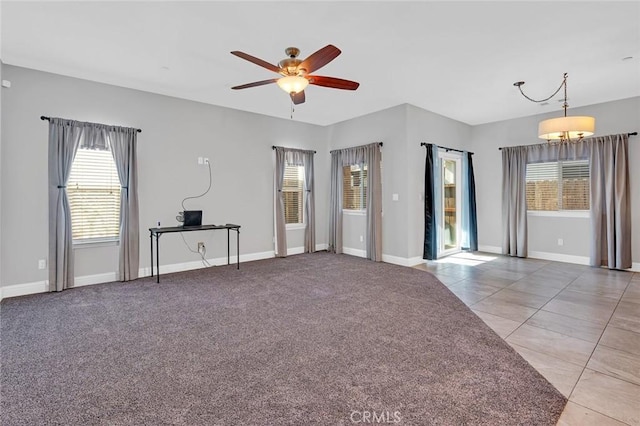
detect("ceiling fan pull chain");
top-left (290, 99), bottom-right (294, 119)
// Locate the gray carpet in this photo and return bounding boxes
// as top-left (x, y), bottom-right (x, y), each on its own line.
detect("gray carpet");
top-left (1, 252), bottom-right (566, 425)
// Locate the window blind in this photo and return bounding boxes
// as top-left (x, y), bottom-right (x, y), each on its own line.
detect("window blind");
top-left (526, 160), bottom-right (589, 211)
top-left (343, 164), bottom-right (367, 210)
top-left (67, 148), bottom-right (121, 241)
top-left (561, 160), bottom-right (590, 210)
top-left (283, 164), bottom-right (304, 224)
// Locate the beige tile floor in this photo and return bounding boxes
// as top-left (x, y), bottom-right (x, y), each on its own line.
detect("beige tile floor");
top-left (413, 252), bottom-right (640, 426)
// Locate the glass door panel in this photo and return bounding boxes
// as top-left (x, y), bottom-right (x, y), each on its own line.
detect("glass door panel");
top-left (439, 154), bottom-right (461, 257)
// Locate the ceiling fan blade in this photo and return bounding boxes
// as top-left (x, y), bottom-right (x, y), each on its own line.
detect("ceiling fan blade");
top-left (298, 45), bottom-right (341, 74)
top-left (230, 51), bottom-right (282, 74)
top-left (291, 91), bottom-right (306, 105)
top-left (231, 79), bottom-right (278, 90)
top-left (308, 76), bottom-right (360, 90)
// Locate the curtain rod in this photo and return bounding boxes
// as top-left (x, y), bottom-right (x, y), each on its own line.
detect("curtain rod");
top-left (41, 116), bottom-right (142, 133)
top-left (420, 142), bottom-right (474, 155)
top-left (329, 142), bottom-right (383, 154)
top-left (271, 145), bottom-right (316, 154)
top-left (497, 132), bottom-right (638, 150)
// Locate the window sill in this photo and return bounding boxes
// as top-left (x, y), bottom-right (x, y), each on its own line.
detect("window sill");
top-left (527, 210), bottom-right (589, 218)
top-left (73, 239), bottom-right (119, 249)
top-left (343, 209), bottom-right (366, 216)
top-left (286, 223), bottom-right (306, 231)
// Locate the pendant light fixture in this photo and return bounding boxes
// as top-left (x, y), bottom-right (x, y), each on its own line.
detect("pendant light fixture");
top-left (514, 73), bottom-right (595, 143)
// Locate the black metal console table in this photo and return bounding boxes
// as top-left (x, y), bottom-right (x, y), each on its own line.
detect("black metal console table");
top-left (149, 224), bottom-right (241, 283)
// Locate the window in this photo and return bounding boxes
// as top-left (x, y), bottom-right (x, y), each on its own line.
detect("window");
top-left (343, 164), bottom-right (367, 210)
top-left (526, 160), bottom-right (589, 211)
top-left (67, 147), bottom-right (121, 242)
top-left (283, 164), bottom-right (304, 225)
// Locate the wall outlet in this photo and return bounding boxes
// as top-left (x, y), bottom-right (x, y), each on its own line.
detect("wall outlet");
top-left (204, 157), bottom-right (210, 164)
top-left (38, 259), bottom-right (47, 270)
top-left (557, 238), bottom-right (564, 246)
top-left (198, 156), bottom-right (203, 165)
top-left (392, 193), bottom-right (399, 201)
top-left (198, 242), bottom-right (205, 252)
top-left (359, 235), bottom-right (364, 243)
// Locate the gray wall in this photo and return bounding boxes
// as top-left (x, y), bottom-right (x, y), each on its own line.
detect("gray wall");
top-left (2, 63), bottom-right (638, 289)
top-left (1, 64), bottom-right (329, 287)
top-left (472, 96), bottom-right (640, 263)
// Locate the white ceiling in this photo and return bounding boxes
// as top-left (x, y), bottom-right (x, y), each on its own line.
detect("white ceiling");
top-left (2, 1), bottom-right (639, 126)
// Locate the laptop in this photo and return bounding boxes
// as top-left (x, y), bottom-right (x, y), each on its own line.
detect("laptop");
top-left (183, 210), bottom-right (202, 227)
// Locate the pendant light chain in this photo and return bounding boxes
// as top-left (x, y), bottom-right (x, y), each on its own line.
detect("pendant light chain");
top-left (514, 73), bottom-right (567, 104)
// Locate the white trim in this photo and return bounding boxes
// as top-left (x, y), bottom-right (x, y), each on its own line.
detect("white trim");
top-left (342, 209), bottom-right (366, 216)
top-left (478, 245), bottom-right (502, 254)
top-left (342, 247), bottom-right (366, 258)
top-left (528, 250), bottom-right (590, 265)
top-left (0, 250), bottom-right (278, 301)
top-left (2, 248), bottom-right (634, 301)
top-left (1, 280), bottom-right (48, 300)
top-left (73, 239), bottom-right (119, 249)
top-left (382, 254), bottom-right (424, 267)
top-left (527, 210), bottom-right (589, 218)
top-left (287, 246), bottom-right (305, 256)
top-left (285, 223), bottom-right (306, 231)
top-left (74, 272), bottom-right (118, 287)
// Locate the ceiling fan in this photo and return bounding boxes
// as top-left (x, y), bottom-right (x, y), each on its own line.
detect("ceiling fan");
top-left (230, 45), bottom-right (359, 105)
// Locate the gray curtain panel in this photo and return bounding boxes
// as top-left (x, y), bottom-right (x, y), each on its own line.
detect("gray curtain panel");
top-left (303, 151), bottom-right (316, 253)
top-left (589, 134), bottom-right (631, 269)
top-left (365, 143), bottom-right (383, 261)
top-left (328, 151), bottom-right (344, 254)
top-left (48, 118), bottom-right (84, 291)
top-left (501, 146), bottom-right (529, 257)
top-left (274, 147), bottom-right (287, 257)
top-left (109, 126), bottom-right (140, 281)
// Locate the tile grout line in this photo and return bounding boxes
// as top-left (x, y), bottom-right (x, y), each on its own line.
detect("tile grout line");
top-left (565, 273), bottom-right (635, 402)
top-left (563, 400), bottom-right (634, 426)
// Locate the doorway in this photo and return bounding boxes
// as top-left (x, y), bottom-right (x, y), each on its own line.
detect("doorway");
top-left (439, 152), bottom-right (462, 257)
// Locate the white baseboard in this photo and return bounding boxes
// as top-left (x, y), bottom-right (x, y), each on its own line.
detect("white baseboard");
top-left (75, 272), bottom-right (118, 287)
top-left (2, 246), bottom-right (635, 301)
top-left (528, 250), bottom-right (591, 266)
top-left (1, 280), bottom-right (48, 299)
top-left (287, 247), bottom-right (305, 256)
top-left (342, 247), bottom-right (366, 258)
top-left (315, 243), bottom-right (328, 251)
top-left (382, 254), bottom-right (424, 267)
top-left (478, 245), bottom-right (502, 254)
top-left (0, 248), bottom-right (293, 301)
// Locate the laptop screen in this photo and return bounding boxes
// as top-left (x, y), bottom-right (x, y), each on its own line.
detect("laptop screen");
top-left (183, 210), bottom-right (202, 227)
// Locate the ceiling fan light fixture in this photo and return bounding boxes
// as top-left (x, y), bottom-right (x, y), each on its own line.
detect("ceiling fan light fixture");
top-left (538, 116), bottom-right (595, 141)
top-left (277, 76), bottom-right (309, 94)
